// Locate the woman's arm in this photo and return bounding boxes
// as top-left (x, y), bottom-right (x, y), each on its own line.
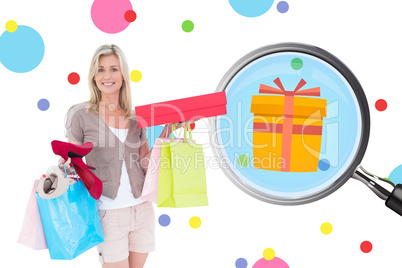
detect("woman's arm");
top-left (139, 138), bottom-right (151, 174)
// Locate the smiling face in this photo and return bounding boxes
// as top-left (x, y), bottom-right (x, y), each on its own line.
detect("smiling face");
top-left (95, 54), bottom-right (123, 97)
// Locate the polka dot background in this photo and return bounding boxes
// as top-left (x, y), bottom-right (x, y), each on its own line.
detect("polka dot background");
top-left (182, 20), bottom-right (194, 32)
top-left (388, 165), bottom-right (402, 185)
top-left (5, 20), bottom-right (18, 32)
top-left (277, 1), bottom-right (289, 13)
top-left (189, 216), bottom-right (202, 229)
top-left (320, 222), bottom-right (333, 235)
top-left (235, 258), bottom-right (248, 268)
top-left (130, 70), bottom-right (142, 82)
top-left (0, 21), bottom-right (44, 73)
top-left (291, 58), bottom-right (303, 70)
top-left (360, 241), bottom-right (373, 253)
top-left (237, 154), bottom-right (250, 167)
top-left (68, 72), bottom-right (80, 85)
top-left (2, 0), bottom-right (402, 267)
top-left (124, 10), bottom-right (137, 23)
top-left (253, 249), bottom-right (289, 268)
top-left (318, 159), bottom-right (330, 171)
top-left (158, 214), bottom-right (171, 227)
top-left (229, 0), bottom-right (275, 17)
top-left (263, 248), bottom-right (275, 260)
top-left (37, 98), bottom-right (50, 111)
top-left (375, 99), bottom-right (387, 111)
top-left (91, 0), bottom-right (135, 33)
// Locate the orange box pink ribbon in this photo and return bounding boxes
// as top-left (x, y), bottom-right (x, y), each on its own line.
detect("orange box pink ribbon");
top-left (250, 78), bottom-right (327, 172)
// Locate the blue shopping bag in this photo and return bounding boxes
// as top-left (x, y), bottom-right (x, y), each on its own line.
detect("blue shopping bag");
top-left (36, 179), bottom-right (104, 260)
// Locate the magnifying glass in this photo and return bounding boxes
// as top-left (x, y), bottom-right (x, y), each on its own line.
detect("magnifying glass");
top-left (210, 42), bottom-right (402, 215)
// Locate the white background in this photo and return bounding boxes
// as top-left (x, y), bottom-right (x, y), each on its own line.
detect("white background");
top-left (1, 0), bottom-right (402, 267)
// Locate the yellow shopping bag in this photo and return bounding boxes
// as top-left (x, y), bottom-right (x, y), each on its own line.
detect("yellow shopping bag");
top-left (157, 125), bottom-right (208, 208)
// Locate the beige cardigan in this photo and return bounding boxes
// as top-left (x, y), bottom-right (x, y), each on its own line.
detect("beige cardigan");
top-left (65, 102), bottom-right (147, 199)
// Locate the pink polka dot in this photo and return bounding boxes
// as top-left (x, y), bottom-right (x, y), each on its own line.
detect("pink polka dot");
top-left (253, 257), bottom-right (289, 268)
top-left (91, 0), bottom-right (133, 34)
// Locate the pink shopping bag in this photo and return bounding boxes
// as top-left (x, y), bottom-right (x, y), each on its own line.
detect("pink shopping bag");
top-left (141, 137), bottom-right (184, 203)
top-left (18, 179), bottom-right (48, 250)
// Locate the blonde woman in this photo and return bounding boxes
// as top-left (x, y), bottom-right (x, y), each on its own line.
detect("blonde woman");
top-left (60, 44), bottom-right (192, 268)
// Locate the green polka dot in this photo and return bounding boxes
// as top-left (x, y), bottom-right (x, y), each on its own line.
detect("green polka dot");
top-left (182, 20), bottom-right (194, 32)
top-left (291, 58), bottom-right (303, 70)
top-left (237, 154), bottom-right (250, 167)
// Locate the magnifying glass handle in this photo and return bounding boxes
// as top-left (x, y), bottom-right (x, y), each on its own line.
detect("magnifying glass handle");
top-left (353, 170), bottom-right (402, 217)
top-left (352, 170), bottom-right (391, 200)
top-left (385, 184), bottom-right (402, 217)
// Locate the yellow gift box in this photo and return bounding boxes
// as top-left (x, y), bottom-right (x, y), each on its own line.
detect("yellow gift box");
top-left (250, 78), bottom-right (327, 172)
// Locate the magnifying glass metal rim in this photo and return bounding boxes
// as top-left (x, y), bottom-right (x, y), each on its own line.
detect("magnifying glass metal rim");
top-left (210, 42), bottom-right (371, 205)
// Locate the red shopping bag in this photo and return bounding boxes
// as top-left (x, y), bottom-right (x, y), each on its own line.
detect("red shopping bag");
top-left (18, 179), bottom-right (48, 250)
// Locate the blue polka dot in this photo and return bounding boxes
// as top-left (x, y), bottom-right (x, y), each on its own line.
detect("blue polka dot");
top-left (0, 25), bottom-right (45, 73)
top-left (388, 165), bottom-right (402, 185)
top-left (229, 0), bottom-right (274, 17)
top-left (235, 258), bottom-right (248, 268)
top-left (37, 99), bottom-right (50, 111)
top-left (318, 159), bottom-right (330, 171)
top-left (277, 1), bottom-right (289, 13)
top-left (158, 214), bottom-right (171, 227)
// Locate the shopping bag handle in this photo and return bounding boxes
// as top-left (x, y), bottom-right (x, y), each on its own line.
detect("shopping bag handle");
top-left (165, 123), bottom-right (176, 139)
top-left (59, 163), bottom-right (79, 184)
top-left (171, 123), bottom-right (177, 142)
top-left (171, 123), bottom-right (194, 143)
top-left (183, 124), bottom-right (193, 144)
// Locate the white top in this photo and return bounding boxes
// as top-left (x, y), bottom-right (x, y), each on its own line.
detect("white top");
top-left (96, 126), bottom-right (145, 210)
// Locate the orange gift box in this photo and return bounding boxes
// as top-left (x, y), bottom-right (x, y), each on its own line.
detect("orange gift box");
top-left (250, 78), bottom-right (327, 172)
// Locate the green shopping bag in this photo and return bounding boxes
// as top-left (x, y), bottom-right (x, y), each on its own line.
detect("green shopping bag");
top-left (157, 125), bottom-right (208, 208)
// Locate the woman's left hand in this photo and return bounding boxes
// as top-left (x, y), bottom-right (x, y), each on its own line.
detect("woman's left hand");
top-left (160, 119), bottom-right (199, 140)
top-left (174, 119), bottom-right (198, 129)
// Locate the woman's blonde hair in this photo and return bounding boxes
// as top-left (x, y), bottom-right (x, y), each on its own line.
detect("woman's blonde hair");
top-left (87, 44), bottom-right (133, 119)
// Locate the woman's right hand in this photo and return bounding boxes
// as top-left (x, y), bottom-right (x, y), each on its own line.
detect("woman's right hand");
top-left (58, 157), bottom-right (74, 174)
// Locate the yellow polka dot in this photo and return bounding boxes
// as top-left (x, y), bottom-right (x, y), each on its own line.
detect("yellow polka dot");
top-left (189, 216), bottom-right (201, 229)
top-left (320, 222), bottom-right (333, 235)
top-left (130, 70), bottom-right (142, 82)
top-left (5, 20), bottom-right (18, 33)
top-left (263, 248), bottom-right (275, 260)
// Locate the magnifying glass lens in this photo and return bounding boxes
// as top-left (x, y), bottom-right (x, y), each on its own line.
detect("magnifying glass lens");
top-left (212, 44), bottom-right (369, 205)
